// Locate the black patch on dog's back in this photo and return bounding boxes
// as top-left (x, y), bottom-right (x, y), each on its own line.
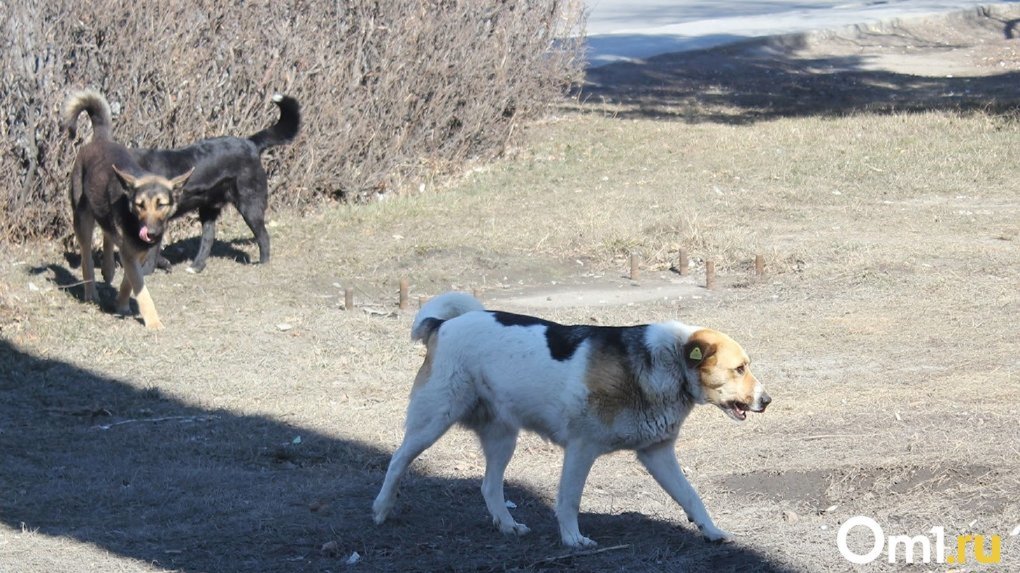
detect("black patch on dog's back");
top-left (491, 311), bottom-right (645, 363)
top-left (416, 317), bottom-right (446, 343)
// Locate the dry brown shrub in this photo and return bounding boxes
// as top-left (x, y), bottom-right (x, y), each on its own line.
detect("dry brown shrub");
top-left (0, 0), bottom-right (584, 244)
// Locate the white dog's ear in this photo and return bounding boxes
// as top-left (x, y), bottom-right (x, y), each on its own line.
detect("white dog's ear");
top-left (682, 339), bottom-right (716, 367)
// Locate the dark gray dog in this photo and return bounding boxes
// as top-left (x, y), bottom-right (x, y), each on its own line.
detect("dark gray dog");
top-left (132, 95), bottom-right (301, 273)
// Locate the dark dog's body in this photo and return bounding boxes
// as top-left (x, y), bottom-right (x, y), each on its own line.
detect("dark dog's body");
top-left (63, 90), bottom-right (192, 329)
top-left (131, 95), bottom-right (300, 273)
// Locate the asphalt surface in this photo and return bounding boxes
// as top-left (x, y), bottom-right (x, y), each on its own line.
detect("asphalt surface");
top-left (585, 0), bottom-right (1015, 65)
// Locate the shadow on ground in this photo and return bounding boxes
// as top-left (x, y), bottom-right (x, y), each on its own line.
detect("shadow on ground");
top-left (580, 15), bottom-right (1020, 123)
top-left (57, 234), bottom-right (255, 280)
top-left (0, 339), bottom-right (798, 572)
top-left (158, 235), bottom-right (254, 268)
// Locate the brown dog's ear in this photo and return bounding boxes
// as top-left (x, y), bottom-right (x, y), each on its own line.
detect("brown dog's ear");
top-left (169, 167), bottom-right (195, 190)
top-left (111, 164), bottom-right (139, 189)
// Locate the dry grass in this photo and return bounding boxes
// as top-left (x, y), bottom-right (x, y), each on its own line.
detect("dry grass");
top-left (2, 104), bottom-right (1017, 571)
top-left (3, 14), bottom-right (1020, 572)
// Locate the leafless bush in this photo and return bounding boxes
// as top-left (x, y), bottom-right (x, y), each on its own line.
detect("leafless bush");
top-left (0, 0), bottom-right (585, 244)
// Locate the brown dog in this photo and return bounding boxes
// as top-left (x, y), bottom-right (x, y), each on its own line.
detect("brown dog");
top-left (63, 90), bottom-right (192, 329)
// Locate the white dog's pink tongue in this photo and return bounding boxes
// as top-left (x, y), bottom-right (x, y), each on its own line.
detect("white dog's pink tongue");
top-left (139, 226), bottom-right (150, 242)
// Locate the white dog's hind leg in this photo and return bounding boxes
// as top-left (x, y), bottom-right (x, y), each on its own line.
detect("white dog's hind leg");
top-left (373, 384), bottom-right (467, 525)
top-left (478, 425), bottom-right (529, 535)
top-left (556, 441), bottom-right (600, 547)
top-left (636, 440), bottom-right (732, 542)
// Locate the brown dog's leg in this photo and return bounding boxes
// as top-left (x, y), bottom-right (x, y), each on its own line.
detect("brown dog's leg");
top-left (123, 251), bottom-right (163, 330)
top-left (74, 208), bottom-right (98, 303)
top-left (101, 232), bottom-right (117, 283)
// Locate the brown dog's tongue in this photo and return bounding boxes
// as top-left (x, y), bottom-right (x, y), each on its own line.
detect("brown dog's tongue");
top-left (139, 226), bottom-right (150, 243)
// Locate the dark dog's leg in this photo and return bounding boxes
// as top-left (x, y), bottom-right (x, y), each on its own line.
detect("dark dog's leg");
top-left (141, 240), bottom-right (172, 275)
top-left (188, 206), bottom-right (221, 273)
top-left (237, 204), bottom-right (270, 266)
top-left (236, 178), bottom-right (270, 265)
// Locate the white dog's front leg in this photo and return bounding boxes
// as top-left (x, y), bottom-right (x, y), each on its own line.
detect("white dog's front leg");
top-left (637, 440), bottom-right (732, 542)
top-left (556, 441), bottom-right (600, 547)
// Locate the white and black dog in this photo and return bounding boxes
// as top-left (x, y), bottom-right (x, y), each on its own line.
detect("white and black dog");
top-left (373, 292), bottom-right (771, 547)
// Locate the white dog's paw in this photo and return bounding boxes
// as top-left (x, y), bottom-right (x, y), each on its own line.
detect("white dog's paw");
top-left (561, 532), bottom-right (598, 548)
top-left (372, 498), bottom-right (392, 525)
top-left (699, 524), bottom-right (734, 543)
top-left (495, 519), bottom-right (531, 536)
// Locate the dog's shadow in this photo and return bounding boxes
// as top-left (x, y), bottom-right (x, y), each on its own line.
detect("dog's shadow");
top-left (0, 338), bottom-right (803, 573)
top-left (354, 475), bottom-right (794, 572)
top-left (159, 236), bottom-right (254, 268)
top-left (37, 261), bottom-right (113, 303)
top-left (62, 237), bottom-right (255, 279)
top-left (35, 261), bottom-right (146, 326)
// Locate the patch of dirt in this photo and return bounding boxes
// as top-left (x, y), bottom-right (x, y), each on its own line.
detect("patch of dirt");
top-left (721, 464), bottom-right (998, 512)
top-left (491, 274), bottom-right (707, 311)
top-left (723, 469), bottom-right (834, 509)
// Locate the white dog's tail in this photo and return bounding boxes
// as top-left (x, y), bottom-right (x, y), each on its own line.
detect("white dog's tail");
top-left (411, 292), bottom-right (484, 343)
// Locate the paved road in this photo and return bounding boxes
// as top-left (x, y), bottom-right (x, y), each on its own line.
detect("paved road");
top-left (585, 0), bottom-right (1013, 66)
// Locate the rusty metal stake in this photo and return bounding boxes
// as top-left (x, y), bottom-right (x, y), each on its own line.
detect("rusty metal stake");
top-left (629, 253), bottom-right (641, 281)
top-left (678, 249), bottom-right (689, 276)
top-left (706, 261), bottom-right (716, 290)
top-left (399, 278), bottom-right (409, 310)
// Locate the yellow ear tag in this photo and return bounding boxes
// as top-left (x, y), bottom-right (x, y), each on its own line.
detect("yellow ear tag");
top-left (689, 347), bottom-right (703, 361)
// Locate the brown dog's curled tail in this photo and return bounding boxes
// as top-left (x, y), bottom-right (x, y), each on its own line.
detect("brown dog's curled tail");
top-left (61, 89), bottom-right (113, 141)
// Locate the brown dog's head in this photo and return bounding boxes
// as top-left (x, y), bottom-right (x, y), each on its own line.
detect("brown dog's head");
top-left (112, 165), bottom-right (193, 244)
top-left (682, 328), bottom-right (770, 421)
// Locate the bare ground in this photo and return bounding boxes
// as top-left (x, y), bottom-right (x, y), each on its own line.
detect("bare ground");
top-left (2, 6), bottom-right (1020, 573)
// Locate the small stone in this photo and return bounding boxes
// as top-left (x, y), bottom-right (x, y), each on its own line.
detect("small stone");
top-left (321, 541), bottom-right (339, 556)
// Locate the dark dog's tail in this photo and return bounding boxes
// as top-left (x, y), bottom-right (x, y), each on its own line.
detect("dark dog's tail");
top-left (248, 94), bottom-right (301, 153)
top-left (61, 89), bottom-right (113, 141)
top-left (410, 292), bottom-right (485, 343)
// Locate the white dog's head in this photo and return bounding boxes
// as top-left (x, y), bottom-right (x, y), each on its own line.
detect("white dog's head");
top-left (682, 329), bottom-right (770, 421)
